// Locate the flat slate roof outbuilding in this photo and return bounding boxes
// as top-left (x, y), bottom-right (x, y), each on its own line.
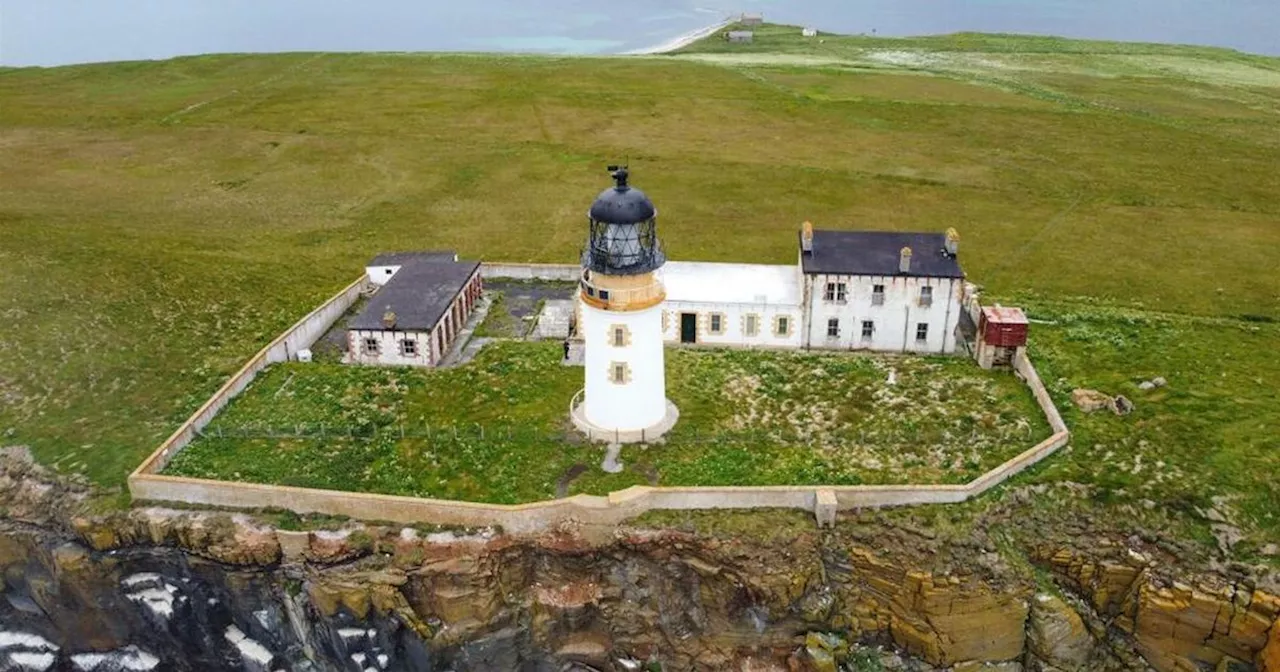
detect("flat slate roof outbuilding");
top-left (353, 253), bottom-right (480, 332)
top-left (800, 230), bottom-right (964, 279)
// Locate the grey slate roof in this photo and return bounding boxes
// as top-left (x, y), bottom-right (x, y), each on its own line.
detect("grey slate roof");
top-left (800, 230), bottom-right (964, 279)
top-left (368, 251), bottom-right (458, 267)
top-left (352, 253), bottom-right (479, 332)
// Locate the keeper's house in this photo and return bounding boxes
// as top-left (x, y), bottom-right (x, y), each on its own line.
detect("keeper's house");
top-left (798, 224), bottom-right (965, 354)
top-left (346, 251), bottom-right (482, 367)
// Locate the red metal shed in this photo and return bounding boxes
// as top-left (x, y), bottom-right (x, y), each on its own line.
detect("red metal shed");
top-left (980, 306), bottom-right (1029, 347)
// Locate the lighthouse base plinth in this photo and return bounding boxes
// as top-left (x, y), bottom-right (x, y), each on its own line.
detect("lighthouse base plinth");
top-left (570, 392), bottom-right (679, 444)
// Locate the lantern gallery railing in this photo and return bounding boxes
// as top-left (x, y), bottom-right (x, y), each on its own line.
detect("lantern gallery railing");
top-left (579, 277), bottom-right (666, 311)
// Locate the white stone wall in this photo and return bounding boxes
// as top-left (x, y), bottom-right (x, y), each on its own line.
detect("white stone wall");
top-left (346, 329), bottom-right (434, 366)
top-left (802, 274), bottom-right (962, 354)
top-left (582, 302), bottom-right (667, 432)
top-left (660, 301), bottom-right (802, 349)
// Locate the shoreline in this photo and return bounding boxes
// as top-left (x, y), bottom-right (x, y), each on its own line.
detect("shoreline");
top-left (622, 16), bottom-right (738, 55)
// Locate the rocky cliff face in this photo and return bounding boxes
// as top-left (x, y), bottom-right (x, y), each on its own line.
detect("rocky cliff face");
top-left (0, 449), bottom-right (1276, 672)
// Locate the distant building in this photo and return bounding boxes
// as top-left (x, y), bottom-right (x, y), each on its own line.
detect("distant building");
top-left (726, 30), bottom-right (754, 44)
top-left (348, 251), bottom-right (482, 367)
top-left (741, 13), bottom-right (763, 26)
top-left (802, 27), bottom-right (818, 38)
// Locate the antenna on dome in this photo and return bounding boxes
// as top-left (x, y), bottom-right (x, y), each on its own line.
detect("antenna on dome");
top-left (607, 162), bottom-right (629, 189)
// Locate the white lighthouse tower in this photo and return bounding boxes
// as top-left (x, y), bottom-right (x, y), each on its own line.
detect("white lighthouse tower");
top-left (570, 167), bottom-right (678, 443)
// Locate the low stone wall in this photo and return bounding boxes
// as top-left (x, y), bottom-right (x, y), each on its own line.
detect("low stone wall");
top-left (130, 276), bottom-right (368, 475)
top-left (128, 268), bottom-right (1071, 532)
top-left (480, 262), bottom-right (580, 282)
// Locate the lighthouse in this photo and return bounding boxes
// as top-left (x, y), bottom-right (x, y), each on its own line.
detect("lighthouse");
top-left (570, 167), bottom-right (679, 442)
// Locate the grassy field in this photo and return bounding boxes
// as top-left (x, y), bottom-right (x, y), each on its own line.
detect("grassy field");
top-left (163, 341), bottom-right (1045, 503)
top-left (0, 24), bottom-right (1277, 555)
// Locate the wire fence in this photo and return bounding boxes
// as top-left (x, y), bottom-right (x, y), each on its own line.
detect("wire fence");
top-left (194, 422), bottom-right (1036, 447)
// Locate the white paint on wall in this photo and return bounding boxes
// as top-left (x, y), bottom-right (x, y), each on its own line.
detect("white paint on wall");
top-left (802, 274), bottom-right (962, 354)
top-left (345, 329), bottom-right (434, 367)
top-left (582, 301), bottom-right (667, 432)
top-left (661, 301), bottom-right (802, 349)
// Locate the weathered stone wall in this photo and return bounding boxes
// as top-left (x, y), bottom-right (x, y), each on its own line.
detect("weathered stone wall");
top-left (133, 275), bottom-right (368, 474)
top-left (130, 350), bottom-right (1070, 533)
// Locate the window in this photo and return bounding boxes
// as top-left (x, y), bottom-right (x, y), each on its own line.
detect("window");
top-left (609, 361), bottom-right (631, 385)
top-left (400, 339), bottom-right (418, 357)
top-left (385, 269), bottom-right (393, 275)
top-left (822, 282), bottom-right (848, 303)
top-left (916, 323), bottom-right (929, 342)
top-left (872, 284), bottom-right (886, 306)
top-left (826, 318), bottom-right (840, 338)
top-left (861, 320), bottom-right (874, 340)
top-left (823, 283), bottom-right (835, 301)
top-left (610, 324), bottom-right (630, 347)
top-left (598, 290), bottom-right (610, 300)
top-left (708, 313), bottom-right (725, 335)
top-left (919, 285), bottom-right (933, 307)
top-left (362, 337), bottom-right (380, 355)
top-left (774, 315), bottom-right (791, 337)
top-left (744, 314), bottom-right (760, 337)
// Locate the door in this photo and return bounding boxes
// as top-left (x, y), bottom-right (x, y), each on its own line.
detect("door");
top-left (680, 313), bottom-right (697, 344)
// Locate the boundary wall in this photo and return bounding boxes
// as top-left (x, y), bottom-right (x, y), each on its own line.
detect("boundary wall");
top-left (129, 265), bottom-right (1070, 533)
top-left (480, 263), bottom-right (580, 282)
top-left (131, 276), bottom-right (369, 474)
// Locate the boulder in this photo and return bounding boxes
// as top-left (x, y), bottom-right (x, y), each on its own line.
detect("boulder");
top-left (1071, 389), bottom-right (1113, 414)
top-left (1152, 376), bottom-right (1167, 388)
top-left (1113, 395), bottom-right (1134, 415)
top-left (1138, 381), bottom-right (1156, 391)
top-left (1027, 594), bottom-right (1093, 668)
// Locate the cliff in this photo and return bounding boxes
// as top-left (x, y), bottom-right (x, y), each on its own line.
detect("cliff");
top-left (0, 448), bottom-right (1276, 671)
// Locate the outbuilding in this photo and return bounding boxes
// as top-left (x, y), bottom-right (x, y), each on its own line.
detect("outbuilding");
top-left (347, 251), bottom-right (482, 367)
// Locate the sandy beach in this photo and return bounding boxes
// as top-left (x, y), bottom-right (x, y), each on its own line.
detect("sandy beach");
top-left (623, 16), bottom-right (737, 55)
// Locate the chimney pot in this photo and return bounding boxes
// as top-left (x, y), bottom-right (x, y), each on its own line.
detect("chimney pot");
top-left (800, 221), bottom-right (814, 254)
top-left (382, 308), bottom-right (397, 329)
top-left (944, 228), bottom-right (960, 256)
top-left (899, 246), bottom-right (913, 274)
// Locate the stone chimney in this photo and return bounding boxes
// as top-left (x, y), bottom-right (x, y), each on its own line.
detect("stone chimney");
top-left (944, 228), bottom-right (959, 257)
top-left (382, 308), bottom-right (397, 329)
top-left (899, 246), bottom-right (913, 274)
top-left (800, 221), bottom-right (814, 254)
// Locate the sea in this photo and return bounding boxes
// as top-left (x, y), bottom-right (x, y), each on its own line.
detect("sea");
top-left (0, 0), bottom-right (1277, 67)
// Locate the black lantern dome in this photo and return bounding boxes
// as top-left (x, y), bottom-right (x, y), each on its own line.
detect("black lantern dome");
top-left (582, 167), bottom-right (665, 275)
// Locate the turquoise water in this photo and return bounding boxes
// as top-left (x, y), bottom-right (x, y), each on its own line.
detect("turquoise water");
top-left (0, 0), bottom-right (1275, 66)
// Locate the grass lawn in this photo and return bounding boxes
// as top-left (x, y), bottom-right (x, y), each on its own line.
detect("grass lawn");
top-left (162, 341), bottom-right (1046, 503)
top-left (1, 23), bottom-right (1277, 558)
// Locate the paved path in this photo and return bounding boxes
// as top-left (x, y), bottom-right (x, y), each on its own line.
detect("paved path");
top-left (438, 296), bottom-right (492, 368)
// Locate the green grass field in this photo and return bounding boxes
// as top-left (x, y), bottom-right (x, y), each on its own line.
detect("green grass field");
top-left (163, 342), bottom-right (1045, 502)
top-left (1, 25), bottom-right (1277, 556)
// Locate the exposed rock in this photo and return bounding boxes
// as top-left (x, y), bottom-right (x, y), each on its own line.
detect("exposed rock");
top-left (1027, 593), bottom-right (1093, 668)
top-left (1138, 381), bottom-right (1156, 391)
top-left (1152, 376), bottom-right (1167, 388)
top-left (1261, 621), bottom-right (1280, 671)
top-left (1071, 389), bottom-right (1113, 413)
top-left (1113, 395), bottom-right (1134, 415)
